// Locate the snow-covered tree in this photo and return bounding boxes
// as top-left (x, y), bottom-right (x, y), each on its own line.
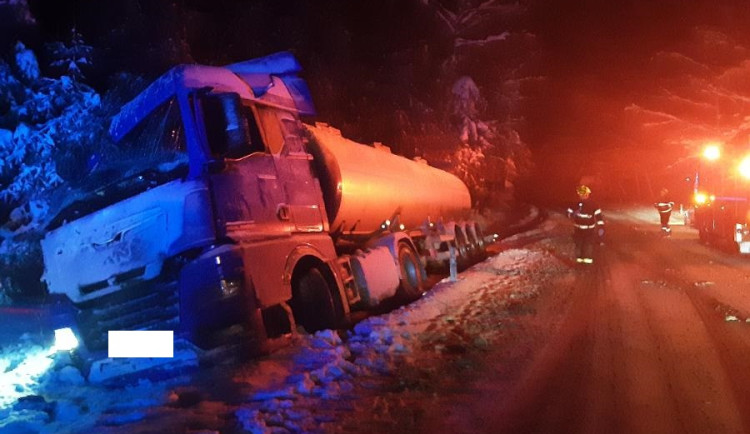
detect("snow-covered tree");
top-left (403, 0), bottom-right (537, 208)
top-left (0, 52), bottom-right (103, 218)
top-left (0, 42), bottom-right (108, 299)
top-left (445, 74), bottom-right (533, 207)
top-left (451, 76), bottom-right (485, 145)
top-left (45, 28), bottom-right (93, 82)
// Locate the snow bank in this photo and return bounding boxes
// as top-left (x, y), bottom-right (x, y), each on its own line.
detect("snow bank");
top-left (234, 239), bottom-right (563, 432)
top-left (0, 217), bottom-right (564, 433)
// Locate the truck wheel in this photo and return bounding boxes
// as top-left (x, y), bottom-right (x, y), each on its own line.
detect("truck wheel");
top-left (291, 267), bottom-right (341, 333)
top-left (455, 228), bottom-right (469, 259)
top-left (396, 243), bottom-right (425, 300)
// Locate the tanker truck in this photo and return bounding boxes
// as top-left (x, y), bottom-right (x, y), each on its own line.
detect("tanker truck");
top-left (40, 52), bottom-right (485, 360)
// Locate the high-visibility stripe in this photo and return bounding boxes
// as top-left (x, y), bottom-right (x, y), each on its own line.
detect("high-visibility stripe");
top-left (575, 224), bottom-right (596, 229)
top-left (594, 209), bottom-right (602, 215)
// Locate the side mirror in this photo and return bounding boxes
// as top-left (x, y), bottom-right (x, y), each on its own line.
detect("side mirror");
top-left (201, 93), bottom-right (251, 159)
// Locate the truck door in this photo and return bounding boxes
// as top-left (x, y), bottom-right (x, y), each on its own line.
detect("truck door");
top-left (201, 96), bottom-right (290, 239)
top-left (254, 106), bottom-right (326, 233)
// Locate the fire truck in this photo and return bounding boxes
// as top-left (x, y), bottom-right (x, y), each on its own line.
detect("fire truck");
top-left (692, 143), bottom-right (750, 253)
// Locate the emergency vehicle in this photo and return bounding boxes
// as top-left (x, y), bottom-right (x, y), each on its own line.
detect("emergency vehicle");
top-left (692, 143), bottom-right (750, 253)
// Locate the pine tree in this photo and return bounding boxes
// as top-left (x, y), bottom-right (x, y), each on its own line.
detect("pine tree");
top-left (46, 28), bottom-right (93, 82)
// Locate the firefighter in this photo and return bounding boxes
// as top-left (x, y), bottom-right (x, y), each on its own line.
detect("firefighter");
top-left (655, 188), bottom-right (674, 236)
top-left (567, 185), bottom-right (605, 264)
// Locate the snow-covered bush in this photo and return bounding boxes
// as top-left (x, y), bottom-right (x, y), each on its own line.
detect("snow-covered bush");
top-left (452, 144), bottom-right (489, 206)
top-left (14, 41), bottom-right (39, 82)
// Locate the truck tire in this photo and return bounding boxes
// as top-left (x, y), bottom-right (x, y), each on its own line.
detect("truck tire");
top-left (455, 227), bottom-right (469, 259)
top-left (291, 267), bottom-right (342, 333)
top-left (471, 222), bottom-right (487, 261)
top-left (455, 227), bottom-right (472, 270)
top-left (396, 242), bottom-right (425, 300)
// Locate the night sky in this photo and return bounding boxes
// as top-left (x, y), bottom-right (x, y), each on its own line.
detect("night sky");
top-left (527, 0), bottom-right (750, 203)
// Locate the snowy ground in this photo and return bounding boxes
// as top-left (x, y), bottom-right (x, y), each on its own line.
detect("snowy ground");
top-left (0, 206), bottom-right (558, 433)
top-left (607, 204), bottom-right (688, 226)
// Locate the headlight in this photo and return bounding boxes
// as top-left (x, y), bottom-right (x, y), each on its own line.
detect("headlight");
top-left (219, 278), bottom-right (242, 297)
top-left (53, 328), bottom-right (79, 352)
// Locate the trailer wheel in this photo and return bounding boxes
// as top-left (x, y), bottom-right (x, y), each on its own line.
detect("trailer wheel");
top-left (396, 242), bottom-right (425, 300)
top-left (291, 267), bottom-right (341, 333)
top-left (455, 227), bottom-right (472, 269)
top-left (471, 222), bottom-right (487, 260)
top-left (455, 227), bottom-right (469, 259)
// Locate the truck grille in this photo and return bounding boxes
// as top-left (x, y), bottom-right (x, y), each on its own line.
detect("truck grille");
top-left (79, 266), bottom-right (147, 295)
top-left (76, 280), bottom-right (179, 351)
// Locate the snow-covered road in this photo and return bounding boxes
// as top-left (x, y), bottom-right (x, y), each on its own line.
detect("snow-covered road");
top-left (5, 206), bottom-right (750, 433)
top-left (358, 207), bottom-right (750, 434)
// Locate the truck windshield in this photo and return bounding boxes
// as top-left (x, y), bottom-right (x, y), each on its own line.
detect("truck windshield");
top-left (103, 97), bottom-right (188, 180)
top-left (46, 98), bottom-right (189, 229)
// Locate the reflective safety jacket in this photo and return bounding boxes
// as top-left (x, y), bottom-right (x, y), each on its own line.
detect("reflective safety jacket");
top-left (655, 200), bottom-right (674, 214)
top-left (567, 200), bottom-right (604, 230)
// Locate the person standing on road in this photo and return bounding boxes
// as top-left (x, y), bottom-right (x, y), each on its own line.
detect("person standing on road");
top-left (567, 185), bottom-right (605, 264)
top-left (655, 188), bottom-right (675, 236)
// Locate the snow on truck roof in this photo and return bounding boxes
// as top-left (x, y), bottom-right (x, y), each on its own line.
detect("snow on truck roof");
top-left (109, 51), bottom-right (316, 142)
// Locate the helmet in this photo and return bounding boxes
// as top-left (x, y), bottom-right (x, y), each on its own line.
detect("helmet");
top-left (576, 185), bottom-right (591, 196)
